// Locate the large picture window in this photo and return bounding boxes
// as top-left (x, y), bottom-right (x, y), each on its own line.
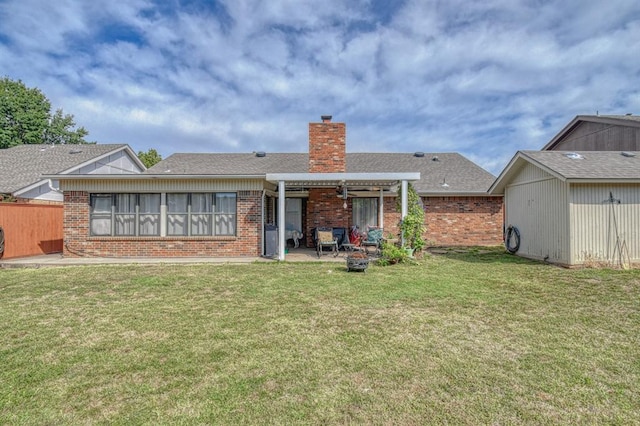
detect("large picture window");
top-left (90, 192), bottom-right (236, 237)
top-left (90, 194), bottom-right (160, 236)
top-left (352, 198), bottom-right (378, 230)
top-left (167, 193), bottom-right (236, 236)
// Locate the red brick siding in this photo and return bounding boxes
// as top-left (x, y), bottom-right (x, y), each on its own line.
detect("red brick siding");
top-left (305, 188), bottom-right (351, 246)
top-left (308, 122), bottom-right (346, 173)
top-left (302, 194), bottom-right (503, 248)
top-left (63, 190), bottom-right (263, 258)
top-left (423, 196), bottom-right (504, 246)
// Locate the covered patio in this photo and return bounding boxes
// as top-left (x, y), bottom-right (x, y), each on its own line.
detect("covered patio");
top-left (266, 172), bottom-right (420, 260)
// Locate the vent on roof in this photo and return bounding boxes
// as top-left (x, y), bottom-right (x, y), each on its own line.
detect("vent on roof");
top-left (432, 156), bottom-right (439, 162)
top-left (621, 151), bottom-right (636, 157)
top-left (564, 152), bottom-right (584, 160)
top-left (255, 151), bottom-right (266, 157)
top-left (414, 152), bottom-right (425, 158)
top-left (69, 148), bottom-right (83, 154)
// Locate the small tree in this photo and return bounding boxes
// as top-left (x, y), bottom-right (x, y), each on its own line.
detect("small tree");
top-left (137, 148), bottom-right (162, 168)
top-left (396, 182), bottom-right (426, 252)
top-left (0, 77), bottom-right (90, 148)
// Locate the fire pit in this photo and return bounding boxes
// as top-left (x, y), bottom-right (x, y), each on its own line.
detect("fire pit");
top-left (346, 251), bottom-right (369, 272)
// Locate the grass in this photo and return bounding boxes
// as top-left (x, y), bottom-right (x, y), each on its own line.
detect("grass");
top-left (1, 248), bottom-right (639, 424)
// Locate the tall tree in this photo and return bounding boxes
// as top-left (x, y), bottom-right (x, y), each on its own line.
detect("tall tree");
top-left (137, 148), bottom-right (162, 168)
top-left (0, 77), bottom-right (90, 148)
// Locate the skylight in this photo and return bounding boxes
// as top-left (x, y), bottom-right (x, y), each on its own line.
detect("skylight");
top-left (564, 152), bottom-right (584, 160)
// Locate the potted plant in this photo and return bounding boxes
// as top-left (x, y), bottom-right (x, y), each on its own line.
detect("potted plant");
top-left (396, 182), bottom-right (426, 257)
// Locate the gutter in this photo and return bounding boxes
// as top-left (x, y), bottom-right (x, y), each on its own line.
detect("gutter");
top-left (43, 174), bottom-right (267, 181)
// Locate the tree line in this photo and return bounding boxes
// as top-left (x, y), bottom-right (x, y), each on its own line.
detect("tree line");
top-left (1, 77), bottom-right (161, 167)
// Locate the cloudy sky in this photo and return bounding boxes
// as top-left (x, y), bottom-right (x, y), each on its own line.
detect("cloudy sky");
top-left (1, 0), bottom-right (639, 174)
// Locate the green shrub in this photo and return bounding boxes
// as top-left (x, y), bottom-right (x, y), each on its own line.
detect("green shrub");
top-left (377, 240), bottom-right (410, 265)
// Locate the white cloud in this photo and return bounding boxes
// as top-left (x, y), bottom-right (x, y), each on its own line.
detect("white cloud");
top-left (1, 0), bottom-right (639, 175)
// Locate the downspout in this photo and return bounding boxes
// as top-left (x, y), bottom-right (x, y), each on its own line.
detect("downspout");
top-left (48, 179), bottom-right (63, 193)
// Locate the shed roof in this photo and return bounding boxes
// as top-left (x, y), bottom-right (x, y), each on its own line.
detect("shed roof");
top-left (490, 150), bottom-right (640, 194)
top-left (145, 152), bottom-right (496, 194)
top-left (0, 144), bottom-right (135, 194)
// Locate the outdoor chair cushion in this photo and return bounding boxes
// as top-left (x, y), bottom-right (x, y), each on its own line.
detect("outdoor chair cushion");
top-left (317, 230), bottom-right (335, 244)
top-left (365, 228), bottom-right (383, 243)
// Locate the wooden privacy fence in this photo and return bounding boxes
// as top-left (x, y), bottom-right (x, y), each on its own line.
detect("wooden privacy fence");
top-left (0, 203), bottom-right (63, 259)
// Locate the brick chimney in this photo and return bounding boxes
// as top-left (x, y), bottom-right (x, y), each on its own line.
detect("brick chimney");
top-left (308, 115), bottom-right (346, 173)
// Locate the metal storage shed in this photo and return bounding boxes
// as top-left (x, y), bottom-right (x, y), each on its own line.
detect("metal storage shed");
top-left (490, 151), bottom-right (640, 267)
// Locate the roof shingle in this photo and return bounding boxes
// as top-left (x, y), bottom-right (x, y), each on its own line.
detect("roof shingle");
top-left (146, 151), bottom-right (496, 193)
top-left (0, 144), bottom-right (129, 193)
top-left (521, 150), bottom-right (640, 179)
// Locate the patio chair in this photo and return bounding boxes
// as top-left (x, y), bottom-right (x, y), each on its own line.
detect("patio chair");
top-left (361, 227), bottom-right (383, 256)
top-left (315, 227), bottom-right (339, 258)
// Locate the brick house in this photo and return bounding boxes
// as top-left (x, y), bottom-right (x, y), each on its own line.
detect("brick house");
top-left (0, 144), bottom-right (144, 258)
top-left (53, 116), bottom-right (503, 259)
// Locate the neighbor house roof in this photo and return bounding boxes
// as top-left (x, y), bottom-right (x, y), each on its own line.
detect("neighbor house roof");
top-left (0, 144), bottom-right (140, 194)
top-left (542, 114), bottom-right (640, 150)
top-left (490, 150), bottom-right (640, 194)
top-left (146, 152), bottom-right (496, 194)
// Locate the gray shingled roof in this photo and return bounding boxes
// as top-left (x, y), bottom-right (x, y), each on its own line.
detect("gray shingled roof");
top-left (146, 152), bottom-right (496, 193)
top-left (145, 153), bottom-right (310, 175)
top-left (521, 150), bottom-right (640, 179)
top-left (0, 144), bottom-right (129, 193)
top-left (490, 150), bottom-right (640, 194)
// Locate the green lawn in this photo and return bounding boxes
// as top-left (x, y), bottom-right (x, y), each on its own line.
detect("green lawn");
top-left (1, 249), bottom-right (639, 424)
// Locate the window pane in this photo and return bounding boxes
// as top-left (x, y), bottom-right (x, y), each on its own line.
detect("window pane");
top-left (215, 214), bottom-right (236, 235)
top-left (168, 214), bottom-right (188, 235)
top-left (215, 193), bottom-right (236, 213)
top-left (139, 194), bottom-right (160, 213)
top-left (90, 194), bottom-right (112, 235)
top-left (139, 214), bottom-right (159, 235)
top-left (91, 217), bottom-right (111, 236)
top-left (352, 198), bottom-right (378, 229)
top-left (138, 194), bottom-right (160, 236)
top-left (91, 194), bottom-right (112, 214)
top-left (116, 194), bottom-right (136, 213)
top-left (115, 214), bottom-right (136, 235)
top-left (167, 193), bottom-right (188, 213)
top-left (191, 214), bottom-right (211, 235)
top-left (214, 193), bottom-right (236, 236)
top-left (191, 194), bottom-right (211, 213)
top-left (285, 198), bottom-right (302, 232)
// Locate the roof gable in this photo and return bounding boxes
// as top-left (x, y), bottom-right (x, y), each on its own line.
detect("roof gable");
top-left (542, 115), bottom-right (640, 151)
top-left (0, 144), bottom-right (143, 194)
top-left (490, 150), bottom-right (640, 194)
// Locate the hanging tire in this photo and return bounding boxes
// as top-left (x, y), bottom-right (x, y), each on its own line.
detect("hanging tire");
top-left (505, 225), bottom-right (520, 254)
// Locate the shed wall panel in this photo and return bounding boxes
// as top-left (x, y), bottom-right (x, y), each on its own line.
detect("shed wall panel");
top-left (570, 184), bottom-right (640, 266)
top-left (505, 172), bottom-right (569, 263)
top-left (510, 162), bottom-right (553, 185)
top-left (552, 122), bottom-right (640, 151)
